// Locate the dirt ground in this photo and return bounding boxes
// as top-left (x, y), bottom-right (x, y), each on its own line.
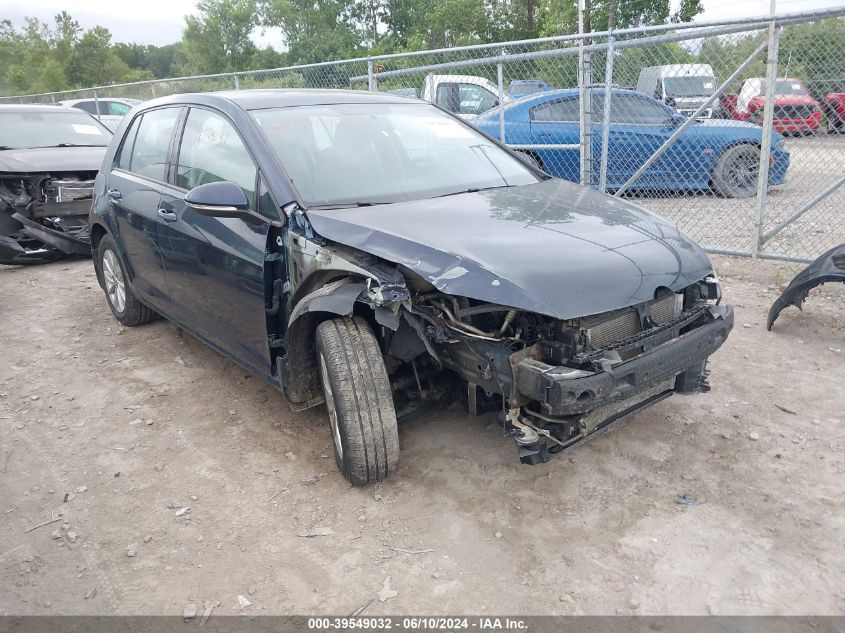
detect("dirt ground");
top-left (1, 254), bottom-right (843, 616)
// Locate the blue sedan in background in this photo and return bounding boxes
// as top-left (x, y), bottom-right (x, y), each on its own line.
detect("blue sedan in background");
top-left (474, 88), bottom-right (790, 198)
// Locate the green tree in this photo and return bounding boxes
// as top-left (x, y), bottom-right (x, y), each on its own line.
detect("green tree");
top-left (259, 0), bottom-right (360, 64)
top-left (65, 26), bottom-right (129, 86)
top-left (181, 0), bottom-right (259, 74)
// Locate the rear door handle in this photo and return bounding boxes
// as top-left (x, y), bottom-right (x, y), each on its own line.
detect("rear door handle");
top-left (157, 209), bottom-right (178, 223)
top-left (107, 189), bottom-right (122, 200)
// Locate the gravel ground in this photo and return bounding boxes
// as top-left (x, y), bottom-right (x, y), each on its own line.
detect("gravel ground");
top-left (0, 255), bottom-right (843, 616)
top-left (635, 134), bottom-right (845, 259)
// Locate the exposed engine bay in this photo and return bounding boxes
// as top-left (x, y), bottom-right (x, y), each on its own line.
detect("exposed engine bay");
top-left (384, 275), bottom-right (728, 464)
top-left (0, 171), bottom-right (94, 265)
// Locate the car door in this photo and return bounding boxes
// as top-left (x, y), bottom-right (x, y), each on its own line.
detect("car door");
top-left (108, 106), bottom-right (182, 310)
top-left (592, 93), bottom-right (675, 189)
top-left (156, 106), bottom-right (273, 375)
top-left (527, 97), bottom-right (581, 182)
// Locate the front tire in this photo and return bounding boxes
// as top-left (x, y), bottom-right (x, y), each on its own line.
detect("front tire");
top-left (96, 234), bottom-right (157, 327)
top-left (315, 316), bottom-right (399, 485)
top-left (711, 144), bottom-right (761, 198)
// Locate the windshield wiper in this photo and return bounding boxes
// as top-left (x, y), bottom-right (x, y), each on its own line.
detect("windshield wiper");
top-left (0, 146), bottom-right (15, 151)
top-left (307, 201), bottom-right (393, 210)
top-left (434, 185), bottom-right (514, 198)
top-left (29, 143), bottom-right (107, 149)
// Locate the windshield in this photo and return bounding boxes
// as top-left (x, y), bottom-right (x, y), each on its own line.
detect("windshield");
top-left (769, 79), bottom-right (809, 96)
top-left (0, 110), bottom-right (112, 150)
top-left (251, 102), bottom-right (538, 207)
top-left (663, 76), bottom-right (716, 98)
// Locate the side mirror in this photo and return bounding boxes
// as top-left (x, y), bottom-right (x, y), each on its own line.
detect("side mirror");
top-left (185, 181), bottom-right (250, 218)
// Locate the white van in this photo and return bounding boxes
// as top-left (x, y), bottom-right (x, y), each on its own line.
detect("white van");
top-left (636, 64), bottom-right (717, 118)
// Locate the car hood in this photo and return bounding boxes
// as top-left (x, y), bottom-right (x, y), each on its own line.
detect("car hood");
top-left (306, 179), bottom-right (713, 320)
top-left (0, 146), bottom-right (107, 174)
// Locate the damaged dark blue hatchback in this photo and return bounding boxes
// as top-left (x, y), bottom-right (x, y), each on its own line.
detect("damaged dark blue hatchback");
top-left (90, 89), bottom-right (733, 484)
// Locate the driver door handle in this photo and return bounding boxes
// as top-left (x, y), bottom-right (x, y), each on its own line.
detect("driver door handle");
top-left (157, 208), bottom-right (178, 223)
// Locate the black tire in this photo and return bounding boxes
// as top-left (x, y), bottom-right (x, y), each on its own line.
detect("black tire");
top-left (96, 234), bottom-right (157, 327)
top-left (315, 316), bottom-right (399, 485)
top-left (711, 144), bottom-right (761, 199)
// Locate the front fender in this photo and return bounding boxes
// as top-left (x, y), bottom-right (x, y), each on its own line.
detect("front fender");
top-left (279, 278), bottom-right (368, 407)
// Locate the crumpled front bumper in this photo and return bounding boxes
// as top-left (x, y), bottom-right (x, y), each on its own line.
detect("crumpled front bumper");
top-left (514, 305), bottom-right (734, 417)
top-left (767, 244), bottom-right (845, 330)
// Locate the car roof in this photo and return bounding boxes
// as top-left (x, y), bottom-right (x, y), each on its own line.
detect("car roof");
top-left (640, 64), bottom-right (714, 76)
top-left (140, 89), bottom-right (415, 112)
top-left (59, 97), bottom-right (139, 105)
top-left (0, 103), bottom-right (79, 113)
top-left (516, 87), bottom-right (647, 104)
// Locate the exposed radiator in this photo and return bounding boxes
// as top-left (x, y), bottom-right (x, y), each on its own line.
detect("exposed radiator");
top-left (583, 292), bottom-right (682, 359)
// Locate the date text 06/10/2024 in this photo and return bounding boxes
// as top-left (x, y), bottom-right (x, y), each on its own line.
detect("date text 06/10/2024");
top-left (307, 617), bottom-right (529, 630)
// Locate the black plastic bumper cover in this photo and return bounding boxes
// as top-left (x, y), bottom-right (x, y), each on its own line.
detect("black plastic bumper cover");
top-left (10, 212), bottom-right (90, 257)
top-left (767, 244), bottom-right (845, 330)
top-left (515, 305), bottom-right (734, 416)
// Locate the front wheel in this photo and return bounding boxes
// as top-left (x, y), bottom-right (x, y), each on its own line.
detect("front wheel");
top-left (315, 316), bottom-right (399, 485)
top-left (711, 144), bottom-right (761, 198)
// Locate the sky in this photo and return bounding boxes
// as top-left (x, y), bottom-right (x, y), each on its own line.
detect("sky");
top-left (1, 0), bottom-right (842, 48)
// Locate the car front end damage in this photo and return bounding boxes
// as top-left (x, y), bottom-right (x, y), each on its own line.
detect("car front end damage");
top-left (0, 171), bottom-right (95, 265)
top-left (392, 277), bottom-right (732, 464)
top-left (276, 196), bottom-right (734, 466)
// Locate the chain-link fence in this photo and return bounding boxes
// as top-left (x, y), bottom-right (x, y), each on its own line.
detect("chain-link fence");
top-left (3, 7), bottom-right (844, 262)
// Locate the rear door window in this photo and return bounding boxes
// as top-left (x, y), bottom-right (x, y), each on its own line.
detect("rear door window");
top-left (530, 98), bottom-right (579, 122)
top-left (593, 94), bottom-right (671, 124)
top-left (116, 115), bottom-right (142, 170)
top-left (122, 107), bottom-right (181, 181)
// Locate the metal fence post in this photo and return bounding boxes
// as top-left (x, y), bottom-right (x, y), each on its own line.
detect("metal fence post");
top-left (598, 32), bottom-right (615, 192)
top-left (234, 74), bottom-right (240, 90)
top-left (753, 1), bottom-right (780, 257)
top-left (497, 52), bottom-right (506, 143)
top-left (578, 0), bottom-right (593, 187)
top-left (367, 59), bottom-right (375, 91)
top-left (93, 90), bottom-right (100, 117)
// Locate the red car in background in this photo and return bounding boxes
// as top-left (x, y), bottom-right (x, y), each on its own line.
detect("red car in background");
top-left (823, 92), bottom-right (845, 132)
top-left (720, 77), bottom-right (822, 134)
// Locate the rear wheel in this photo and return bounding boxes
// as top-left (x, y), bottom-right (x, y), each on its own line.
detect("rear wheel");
top-left (315, 316), bottom-right (399, 485)
top-left (711, 144), bottom-right (761, 198)
top-left (96, 234), bottom-right (157, 326)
